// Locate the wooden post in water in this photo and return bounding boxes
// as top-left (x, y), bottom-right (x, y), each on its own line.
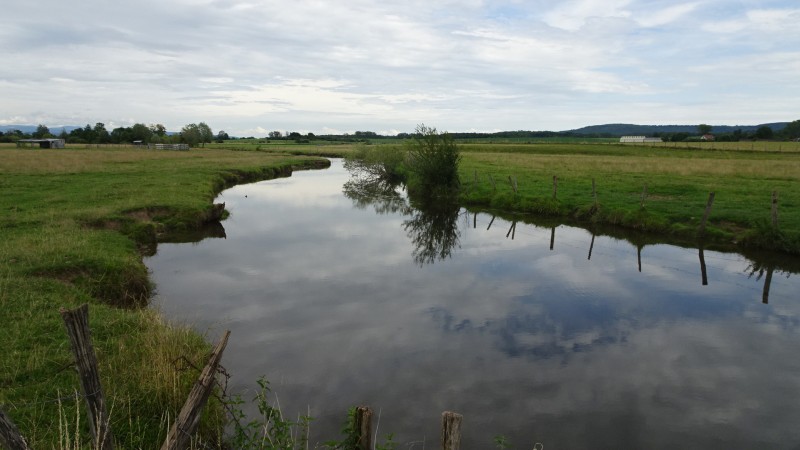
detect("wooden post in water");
top-left (473, 212), bottom-right (477, 229)
top-left (441, 411), bottom-right (463, 450)
top-left (771, 191), bottom-right (779, 228)
top-left (637, 245), bottom-right (642, 273)
top-left (588, 232), bottom-right (595, 260)
top-left (552, 175), bottom-right (558, 199)
top-left (161, 330), bottom-right (231, 450)
top-left (60, 304), bottom-right (114, 450)
top-left (698, 192), bottom-right (716, 237)
top-left (354, 406), bottom-right (373, 450)
top-left (699, 247), bottom-right (708, 286)
top-left (486, 215), bottom-right (495, 231)
top-left (0, 409), bottom-right (29, 450)
top-left (488, 174), bottom-right (496, 191)
top-left (506, 221), bottom-right (516, 239)
top-left (762, 266), bottom-right (774, 304)
top-left (550, 226), bottom-right (556, 251)
top-left (640, 184), bottom-right (647, 208)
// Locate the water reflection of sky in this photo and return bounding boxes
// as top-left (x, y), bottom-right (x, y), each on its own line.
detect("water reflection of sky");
top-left (146, 159), bottom-right (800, 449)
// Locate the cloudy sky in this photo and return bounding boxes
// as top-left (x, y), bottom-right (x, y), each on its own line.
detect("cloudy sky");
top-left (1, 0), bottom-right (798, 136)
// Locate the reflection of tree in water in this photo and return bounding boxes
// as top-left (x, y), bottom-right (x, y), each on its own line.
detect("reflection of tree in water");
top-left (403, 195), bottom-right (461, 266)
top-left (342, 164), bottom-right (410, 216)
top-left (344, 160), bottom-right (461, 265)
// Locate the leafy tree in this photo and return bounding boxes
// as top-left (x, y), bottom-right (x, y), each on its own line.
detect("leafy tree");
top-left (32, 124), bottom-right (51, 139)
top-left (216, 130), bottom-right (230, 141)
top-left (698, 124), bottom-right (713, 135)
top-left (94, 122), bottom-right (110, 143)
top-left (197, 122), bottom-right (213, 147)
top-left (755, 126), bottom-right (774, 140)
top-left (149, 123), bottom-right (167, 137)
top-left (782, 120), bottom-right (800, 140)
top-left (180, 123), bottom-right (202, 147)
top-left (269, 131), bottom-right (282, 139)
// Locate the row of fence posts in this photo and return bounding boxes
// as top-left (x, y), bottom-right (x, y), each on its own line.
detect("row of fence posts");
top-left (0, 305), bottom-right (471, 450)
top-left (470, 171), bottom-right (782, 235)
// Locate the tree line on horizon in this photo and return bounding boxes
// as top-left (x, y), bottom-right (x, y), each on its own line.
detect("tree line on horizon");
top-left (0, 122), bottom-right (231, 147)
top-left (2, 120), bottom-right (799, 145)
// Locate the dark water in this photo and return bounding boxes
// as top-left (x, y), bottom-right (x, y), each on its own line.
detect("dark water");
top-left (145, 159), bottom-right (800, 449)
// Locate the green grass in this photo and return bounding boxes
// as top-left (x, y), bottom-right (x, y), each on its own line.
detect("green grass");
top-left (457, 143), bottom-right (800, 252)
top-left (0, 144), bottom-right (329, 447)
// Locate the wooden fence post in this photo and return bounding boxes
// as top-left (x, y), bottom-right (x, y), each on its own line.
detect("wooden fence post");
top-left (486, 215), bottom-right (495, 231)
top-left (588, 233), bottom-right (595, 260)
top-left (161, 330), bottom-right (231, 450)
top-left (441, 411), bottom-right (462, 450)
top-left (552, 176), bottom-right (558, 199)
top-left (697, 192), bottom-right (716, 237)
top-left (0, 408), bottom-right (29, 450)
top-left (762, 266), bottom-right (774, 304)
top-left (488, 174), bottom-right (496, 191)
top-left (592, 178), bottom-right (597, 207)
top-left (354, 406), bottom-right (373, 450)
top-left (508, 175), bottom-right (517, 194)
top-left (60, 304), bottom-right (114, 450)
top-left (771, 191), bottom-right (779, 228)
top-left (640, 184), bottom-right (647, 208)
top-left (550, 226), bottom-right (556, 251)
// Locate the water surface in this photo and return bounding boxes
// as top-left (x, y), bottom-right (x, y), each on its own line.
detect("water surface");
top-left (146, 159), bottom-right (800, 449)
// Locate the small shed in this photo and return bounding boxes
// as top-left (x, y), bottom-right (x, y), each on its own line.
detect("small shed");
top-left (620, 136), bottom-right (662, 143)
top-left (16, 138), bottom-right (66, 149)
top-left (701, 134), bottom-right (715, 141)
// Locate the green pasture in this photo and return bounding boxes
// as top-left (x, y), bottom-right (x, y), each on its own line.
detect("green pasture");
top-left (0, 144), bottom-right (327, 447)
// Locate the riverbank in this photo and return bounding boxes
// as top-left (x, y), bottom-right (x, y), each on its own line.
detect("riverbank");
top-left (0, 144), bottom-right (330, 447)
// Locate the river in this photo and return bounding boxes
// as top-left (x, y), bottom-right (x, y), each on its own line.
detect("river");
top-left (145, 159), bottom-right (800, 449)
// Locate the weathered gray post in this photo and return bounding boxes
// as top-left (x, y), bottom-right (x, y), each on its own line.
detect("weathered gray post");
top-left (552, 176), bottom-right (558, 199)
top-left (772, 191), bottom-right (779, 228)
top-left (60, 304), bottom-right (114, 450)
top-left (698, 192), bottom-right (716, 237)
top-left (161, 330), bottom-right (231, 450)
top-left (354, 406), bottom-right (373, 450)
top-left (441, 411), bottom-right (463, 450)
top-left (0, 409), bottom-right (29, 450)
top-left (640, 184), bottom-right (647, 208)
top-left (508, 175), bottom-right (517, 194)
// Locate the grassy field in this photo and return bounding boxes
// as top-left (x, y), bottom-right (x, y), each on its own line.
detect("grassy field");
top-left (456, 143), bottom-right (800, 252)
top-left (0, 144), bottom-right (332, 447)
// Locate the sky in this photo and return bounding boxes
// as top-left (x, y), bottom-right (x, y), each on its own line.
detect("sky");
top-left (1, 0), bottom-right (799, 136)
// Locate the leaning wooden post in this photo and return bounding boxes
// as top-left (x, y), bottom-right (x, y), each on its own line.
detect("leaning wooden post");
top-left (697, 192), bottom-right (716, 237)
top-left (353, 406), bottom-right (373, 450)
top-left (592, 178), bottom-right (597, 207)
top-left (762, 266), bottom-right (774, 304)
top-left (487, 174), bottom-right (496, 191)
top-left (161, 330), bottom-right (231, 450)
top-left (486, 215), bottom-right (495, 231)
top-left (508, 175), bottom-right (517, 194)
top-left (549, 226), bottom-right (556, 251)
top-left (60, 304), bottom-right (114, 450)
top-left (441, 411), bottom-right (463, 450)
top-left (771, 191), bottom-right (779, 228)
top-left (0, 408), bottom-right (29, 450)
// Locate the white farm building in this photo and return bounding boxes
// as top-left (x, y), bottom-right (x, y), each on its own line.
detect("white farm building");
top-left (620, 136), bottom-right (663, 143)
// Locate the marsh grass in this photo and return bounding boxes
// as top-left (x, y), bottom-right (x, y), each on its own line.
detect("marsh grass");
top-left (1, 146), bottom-right (326, 447)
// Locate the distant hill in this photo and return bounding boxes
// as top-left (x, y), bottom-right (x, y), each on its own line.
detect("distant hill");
top-left (566, 123), bottom-right (789, 136)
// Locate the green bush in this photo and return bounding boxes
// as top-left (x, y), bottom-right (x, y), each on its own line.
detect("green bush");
top-left (405, 124), bottom-right (461, 194)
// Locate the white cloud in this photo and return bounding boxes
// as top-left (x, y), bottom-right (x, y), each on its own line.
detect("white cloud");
top-left (0, 0), bottom-right (798, 133)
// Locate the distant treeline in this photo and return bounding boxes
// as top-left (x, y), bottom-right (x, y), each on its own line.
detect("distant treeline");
top-left (3, 120), bottom-right (799, 145)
